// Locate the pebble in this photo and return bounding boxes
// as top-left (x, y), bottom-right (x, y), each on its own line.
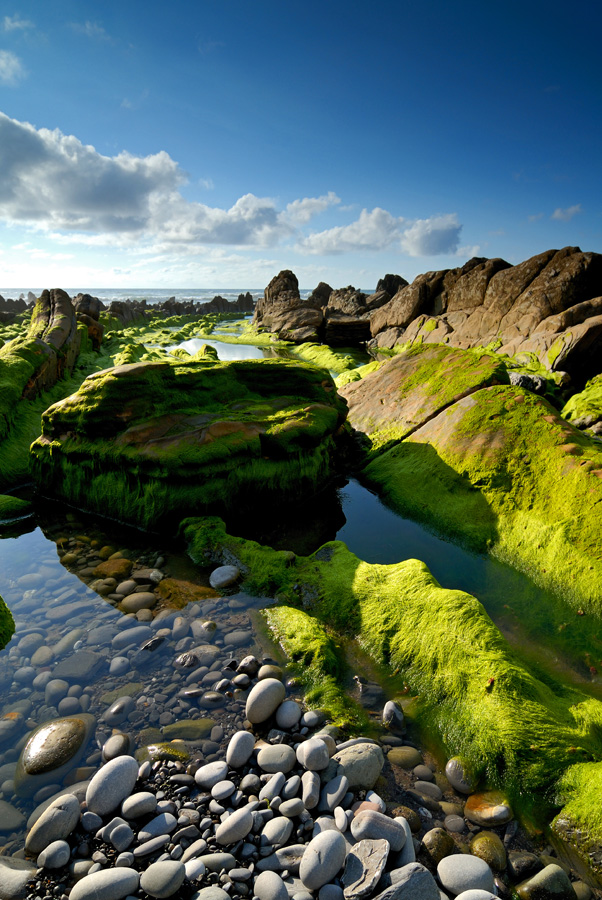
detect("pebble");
top-left (255, 870), bottom-right (289, 900)
top-left (86, 755), bottom-right (140, 815)
top-left (25, 792), bottom-right (81, 854)
top-left (437, 855), bottom-right (495, 896)
top-left (257, 743), bottom-right (297, 773)
top-left (297, 737), bottom-right (330, 771)
top-left (246, 678), bottom-right (286, 724)
top-left (224, 729), bottom-right (254, 768)
top-left (387, 746), bottom-right (423, 769)
top-left (320, 774), bottom-right (349, 812)
top-left (122, 790), bottom-right (157, 818)
top-left (464, 791), bottom-right (513, 827)
top-left (302, 770), bottom-right (321, 809)
top-left (332, 743), bottom-right (384, 789)
top-left (445, 757), bottom-right (478, 795)
top-left (209, 565), bottom-right (240, 589)
top-left (68, 867), bottom-right (140, 900)
top-left (276, 699), bottom-right (302, 729)
top-left (37, 838), bottom-right (71, 868)
top-left (195, 760), bottom-right (228, 789)
top-left (299, 830), bottom-right (347, 890)
top-left (216, 805), bottom-right (254, 844)
top-left (140, 859), bottom-right (186, 898)
top-left (350, 810), bottom-right (407, 852)
top-left (342, 838), bottom-right (390, 898)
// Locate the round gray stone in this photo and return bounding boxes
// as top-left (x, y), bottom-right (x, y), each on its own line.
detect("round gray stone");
top-left (226, 730), bottom-right (255, 768)
top-left (257, 744), bottom-right (296, 774)
top-left (445, 757), bottom-right (477, 795)
top-left (86, 755), bottom-right (139, 816)
top-left (437, 855), bottom-right (495, 896)
top-left (299, 830), bottom-right (346, 890)
top-left (140, 860), bottom-right (186, 898)
top-left (297, 738), bottom-right (330, 772)
top-left (37, 839), bottom-right (70, 869)
top-left (350, 810), bottom-right (406, 852)
top-left (25, 792), bottom-right (81, 854)
top-left (209, 566), bottom-right (240, 589)
top-left (246, 678), bottom-right (286, 724)
top-left (254, 870), bottom-right (289, 900)
top-left (275, 700), bottom-right (302, 729)
top-left (121, 791), bottom-right (157, 819)
top-left (68, 868), bottom-right (140, 900)
top-left (302, 770), bottom-right (321, 809)
top-left (261, 816), bottom-right (294, 846)
top-left (0, 857), bottom-right (36, 899)
top-left (216, 805), bottom-right (254, 844)
top-left (195, 761), bottom-right (228, 790)
top-left (333, 743), bottom-right (384, 789)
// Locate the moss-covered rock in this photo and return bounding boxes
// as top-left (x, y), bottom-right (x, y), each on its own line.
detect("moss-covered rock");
top-left (562, 374), bottom-right (602, 433)
top-left (339, 343), bottom-right (509, 451)
top-left (264, 606), bottom-right (367, 730)
top-left (0, 592), bottom-right (14, 651)
top-left (31, 357), bottom-right (349, 530)
top-left (363, 379), bottom-right (602, 614)
top-left (0, 494), bottom-right (32, 521)
top-left (182, 517), bottom-right (602, 821)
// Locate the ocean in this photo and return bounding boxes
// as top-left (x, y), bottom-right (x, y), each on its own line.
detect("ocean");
top-left (0, 287), bottom-right (318, 305)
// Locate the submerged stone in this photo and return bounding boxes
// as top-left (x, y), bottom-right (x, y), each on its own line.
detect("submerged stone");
top-left (14, 714), bottom-right (96, 798)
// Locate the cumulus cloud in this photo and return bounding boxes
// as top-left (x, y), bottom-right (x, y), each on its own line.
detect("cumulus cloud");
top-left (0, 113), bottom-right (464, 260)
top-left (3, 14), bottom-right (34, 31)
top-left (0, 50), bottom-right (25, 84)
top-left (296, 208), bottom-right (402, 255)
top-left (400, 214), bottom-right (462, 257)
top-left (551, 204), bottom-right (582, 221)
top-left (285, 191), bottom-right (340, 225)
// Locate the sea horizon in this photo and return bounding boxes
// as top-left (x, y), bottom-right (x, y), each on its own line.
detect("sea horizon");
top-left (0, 286), bottom-right (373, 306)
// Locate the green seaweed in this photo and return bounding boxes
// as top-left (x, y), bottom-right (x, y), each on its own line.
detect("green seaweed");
top-left (264, 605), bottom-right (367, 729)
top-left (0, 592), bottom-right (14, 651)
top-left (182, 516), bottom-right (602, 824)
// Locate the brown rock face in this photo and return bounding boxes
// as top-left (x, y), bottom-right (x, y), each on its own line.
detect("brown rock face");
top-left (21, 289), bottom-right (81, 398)
top-left (369, 247), bottom-right (602, 381)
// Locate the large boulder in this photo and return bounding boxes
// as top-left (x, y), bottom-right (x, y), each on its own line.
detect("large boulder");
top-left (0, 289), bottom-right (81, 448)
top-left (369, 247), bottom-right (602, 381)
top-left (352, 344), bottom-right (602, 613)
top-left (31, 357), bottom-right (348, 530)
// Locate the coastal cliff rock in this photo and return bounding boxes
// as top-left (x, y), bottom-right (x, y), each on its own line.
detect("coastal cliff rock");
top-left (253, 271), bottom-right (394, 345)
top-left (73, 293), bottom-right (105, 349)
top-left (370, 247), bottom-right (602, 381)
top-left (31, 357), bottom-right (348, 530)
top-left (0, 295), bottom-right (27, 324)
top-left (340, 343), bottom-right (602, 613)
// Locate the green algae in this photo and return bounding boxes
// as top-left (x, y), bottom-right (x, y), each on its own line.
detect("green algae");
top-left (31, 358), bottom-right (348, 530)
top-left (335, 360), bottom-right (383, 389)
top-left (363, 384), bottom-right (602, 615)
top-left (0, 494), bottom-right (32, 520)
top-left (264, 605), bottom-right (368, 730)
top-left (0, 592), bottom-right (14, 651)
top-left (562, 374), bottom-right (602, 429)
top-left (289, 343), bottom-right (369, 374)
top-left (182, 515), bottom-right (602, 822)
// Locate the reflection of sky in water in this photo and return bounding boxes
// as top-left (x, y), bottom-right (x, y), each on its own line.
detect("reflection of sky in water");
top-left (170, 338), bottom-right (266, 360)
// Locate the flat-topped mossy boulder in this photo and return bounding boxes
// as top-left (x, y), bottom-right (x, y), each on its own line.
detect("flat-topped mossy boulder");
top-left (182, 516), bottom-right (602, 830)
top-left (31, 357), bottom-right (348, 530)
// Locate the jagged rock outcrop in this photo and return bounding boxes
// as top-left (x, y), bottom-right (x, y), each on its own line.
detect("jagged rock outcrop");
top-left (0, 295), bottom-right (27, 324)
top-left (73, 293), bottom-right (105, 349)
top-left (253, 271), bottom-right (397, 346)
top-left (0, 289), bottom-right (81, 448)
top-left (370, 247), bottom-right (602, 382)
top-left (31, 357), bottom-right (349, 530)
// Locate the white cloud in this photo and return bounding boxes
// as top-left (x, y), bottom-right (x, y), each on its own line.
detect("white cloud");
top-left (199, 177), bottom-right (214, 190)
top-left (0, 113), bottom-right (465, 262)
top-left (528, 213), bottom-right (544, 222)
top-left (70, 21), bottom-right (111, 41)
top-left (3, 14), bottom-right (34, 31)
top-left (0, 50), bottom-right (25, 84)
top-left (296, 208), bottom-right (402, 255)
top-left (400, 214), bottom-right (461, 257)
top-left (551, 204), bottom-right (582, 222)
top-left (285, 191), bottom-right (340, 225)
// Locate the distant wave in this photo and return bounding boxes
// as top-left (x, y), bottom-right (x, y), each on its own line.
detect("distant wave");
top-left (0, 287), bottom-right (315, 305)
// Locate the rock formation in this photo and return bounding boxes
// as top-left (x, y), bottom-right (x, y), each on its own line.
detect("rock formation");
top-left (31, 358), bottom-right (349, 529)
top-left (369, 247), bottom-right (602, 383)
top-left (72, 292), bottom-right (105, 349)
top-left (253, 271), bottom-right (394, 345)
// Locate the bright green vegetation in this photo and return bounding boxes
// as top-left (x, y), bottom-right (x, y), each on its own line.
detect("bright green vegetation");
top-left (183, 515), bottom-right (602, 825)
top-left (264, 606), bottom-right (367, 729)
top-left (335, 360), bottom-right (383, 388)
top-left (562, 374), bottom-right (602, 430)
top-left (31, 357), bottom-right (348, 530)
top-left (0, 592), bottom-right (14, 650)
top-left (0, 494), bottom-right (32, 520)
top-left (289, 342), bottom-right (369, 374)
top-left (364, 382), bottom-right (602, 614)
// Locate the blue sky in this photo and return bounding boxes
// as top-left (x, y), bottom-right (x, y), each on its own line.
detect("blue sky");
top-left (0, 0), bottom-right (600, 290)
